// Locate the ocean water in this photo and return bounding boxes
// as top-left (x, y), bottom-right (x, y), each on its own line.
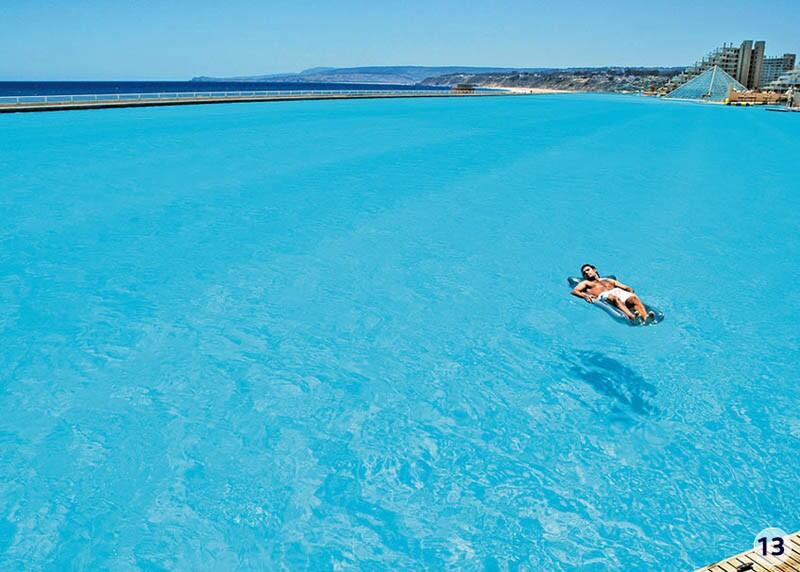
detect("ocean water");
top-left (0, 95), bottom-right (798, 570)
top-left (0, 81), bottom-right (444, 97)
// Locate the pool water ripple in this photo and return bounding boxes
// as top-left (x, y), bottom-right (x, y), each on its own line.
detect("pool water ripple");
top-left (1, 95), bottom-right (798, 569)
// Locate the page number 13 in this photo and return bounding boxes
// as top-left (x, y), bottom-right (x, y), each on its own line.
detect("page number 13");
top-left (757, 536), bottom-right (785, 557)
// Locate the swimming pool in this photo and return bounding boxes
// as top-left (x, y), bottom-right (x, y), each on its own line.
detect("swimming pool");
top-left (1, 95), bottom-right (798, 569)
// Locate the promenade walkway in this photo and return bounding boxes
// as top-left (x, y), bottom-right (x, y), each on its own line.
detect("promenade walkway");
top-left (0, 89), bottom-right (513, 114)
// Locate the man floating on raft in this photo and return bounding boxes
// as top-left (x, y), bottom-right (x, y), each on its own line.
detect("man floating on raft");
top-left (571, 264), bottom-right (656, 324)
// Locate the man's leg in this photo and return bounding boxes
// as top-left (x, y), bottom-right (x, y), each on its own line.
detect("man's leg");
top-left (608, 295), bottom-right (637, 321)
top-left (626, 295), bottom-right (652, 322)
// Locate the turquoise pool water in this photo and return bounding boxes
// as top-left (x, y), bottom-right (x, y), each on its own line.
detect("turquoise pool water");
top-left (1, 95), bottom-right (798, 570)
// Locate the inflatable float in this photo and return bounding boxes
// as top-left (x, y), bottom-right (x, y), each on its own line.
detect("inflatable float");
top-left (567, 275), bottom-right (664, 326)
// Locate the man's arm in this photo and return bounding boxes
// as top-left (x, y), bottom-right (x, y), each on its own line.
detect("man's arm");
top-left (571, 281), bottom-right (596, 302)
top-left (610, 278), bottom-right (633, 292)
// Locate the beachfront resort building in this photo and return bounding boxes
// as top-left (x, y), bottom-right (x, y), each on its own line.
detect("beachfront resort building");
top-left (765, 68), bottom-right (800, 106)
top-left (665, 41), bottom-right (796, 92)
top-left (767, 68), bottom-right (800, 89)
top-left (451, 84), bottom-right (476, 94)
top-left (761, 54), bottom-right (796, 86)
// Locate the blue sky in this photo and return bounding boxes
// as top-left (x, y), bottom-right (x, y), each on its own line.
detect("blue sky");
top-left (1, 0), bottom-right (798, 80)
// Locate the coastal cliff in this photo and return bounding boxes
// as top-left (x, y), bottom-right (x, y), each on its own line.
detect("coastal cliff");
top-left (193, 66), bottom-right (529, 85)
top-left (193, 65), bottom-right (683, 94)
top-left (420, 68), bottom-right (682, 93)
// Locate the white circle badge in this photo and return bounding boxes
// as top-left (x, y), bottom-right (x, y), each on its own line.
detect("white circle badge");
top-left (753, 528), bottom-right (792, 566)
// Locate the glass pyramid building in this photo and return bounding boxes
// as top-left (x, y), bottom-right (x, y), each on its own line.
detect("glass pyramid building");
top-left (666, 65), bottom-right (747, 102)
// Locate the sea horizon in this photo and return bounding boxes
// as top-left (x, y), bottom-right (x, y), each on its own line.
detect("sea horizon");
top-left (0, 80), bottom-right (446, 97)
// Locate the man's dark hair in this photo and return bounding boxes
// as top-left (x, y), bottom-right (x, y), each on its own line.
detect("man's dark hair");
top-left (581, 263), bottom-right (596, 273)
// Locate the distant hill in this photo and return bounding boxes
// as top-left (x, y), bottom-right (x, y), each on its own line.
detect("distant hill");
top-left (192, 66), bottom-right (551, 85)
top-left (420, 67), bottom-right (684, 93)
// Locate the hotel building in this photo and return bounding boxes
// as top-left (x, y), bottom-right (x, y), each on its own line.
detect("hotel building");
top-left (666, 41), bottom-right (795, 92)
top-left (765, 68), bottom-right (800, 91)
top-left (761, 54), bottom-right (797, 86)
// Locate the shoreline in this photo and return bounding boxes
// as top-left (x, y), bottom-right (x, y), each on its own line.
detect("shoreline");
top-left (484, 85), bottom-right (574, 94)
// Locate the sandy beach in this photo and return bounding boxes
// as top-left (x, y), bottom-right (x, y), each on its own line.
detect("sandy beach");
top-left (486, 85), bottom-right (573, 94)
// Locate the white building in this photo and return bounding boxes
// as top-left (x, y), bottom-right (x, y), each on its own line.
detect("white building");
top-left (766, 68), bottom-right (800, 90)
